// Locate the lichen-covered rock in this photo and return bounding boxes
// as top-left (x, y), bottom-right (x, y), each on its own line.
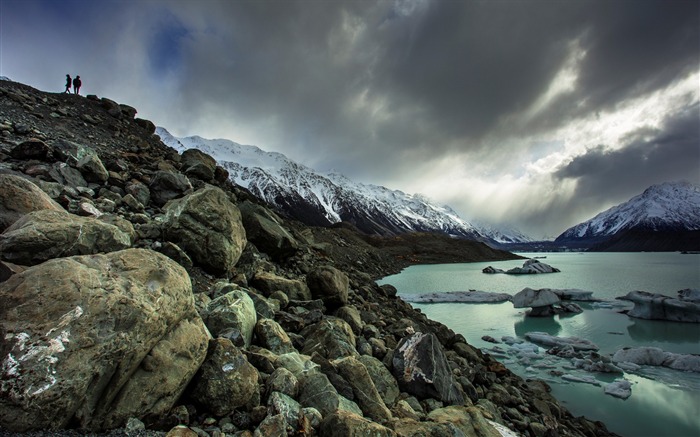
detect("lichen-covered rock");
top-left (189, 338), bottom-right (260, 417)
top-left (239, 201), bottom-right (299, 260)
top-left (319, 411), bottom-right (396, 437)
top-left (181, 148), bottom-right (217, 182)
top-left (163, 185), bottom-right (246, 274)
top-left (77, 153), bottom-right (109, 183)
top-left (391, 332), bottom-right (465, 405)
top-left (302, 317), bottom-right (358, 360)
top-left (149, 170), bottom-right (192, 206)
top-left (255, 318), bottom-right (296, 355)
top-left (426, 406), bottom-right (502, 437)
top-left (203, 289), bottom-right (257, 347)
top-left (0, 209), bottom-right (132, 265)
top-left (332, 356), bottom-right (392, 423)
top-left (298, 372), bottom-right (362, 418)
top-left (358, 355), bottom-right (400, 407)
top-left (0, 174), bottom-right (63, 232)
top-left (251, 271), bottom-right (311, 301)
top-left (0, 249), bottom-right (209, 431)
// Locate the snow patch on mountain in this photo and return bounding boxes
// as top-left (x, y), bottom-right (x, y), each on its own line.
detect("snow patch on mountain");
top-left (557, 181), bottom-right (700, 241)
top-left (157, 127), bottom-right (532, 242)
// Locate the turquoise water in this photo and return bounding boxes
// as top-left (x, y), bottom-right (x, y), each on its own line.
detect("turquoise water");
top-left (378, 252), bottom-right (700, 437)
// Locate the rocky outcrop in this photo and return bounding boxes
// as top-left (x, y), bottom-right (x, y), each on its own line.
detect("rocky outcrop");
top-left (0, 249), bottom-right (209, 431)
top-left (0, 79), bottom-right (616, 437)
top-left (618, 290), bottom-right (700, 322)
top-left (163, 185), bottom-right (247, 274)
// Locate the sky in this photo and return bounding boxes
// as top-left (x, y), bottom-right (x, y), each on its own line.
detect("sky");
top-left (1, 0), bottom-right (698, 238)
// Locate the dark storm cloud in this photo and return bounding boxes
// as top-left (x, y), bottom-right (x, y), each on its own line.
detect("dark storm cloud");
top-left (553, 101), bottom-right (700, 208)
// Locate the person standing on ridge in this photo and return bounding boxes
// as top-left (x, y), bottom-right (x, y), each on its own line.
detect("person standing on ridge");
top-left (64, 74), bottom-right (71, 93)
top-left (73, 75), bottom-right (82, 95)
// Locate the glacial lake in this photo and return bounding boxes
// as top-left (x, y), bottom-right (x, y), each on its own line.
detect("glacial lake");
top-left (378, 252), bottom-right (700, 437)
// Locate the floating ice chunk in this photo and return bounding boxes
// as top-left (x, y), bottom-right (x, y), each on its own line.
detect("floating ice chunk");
top-left (615, 361), bottom-right (642, 372)
top-left (501, 336), bottom-right (524, 345)
top-left (612, 347), bottom-right (700, 373)
top-left (525, 332), bottom-right (599, 351)
top-left (401, 290), bottom-right (512, 303)
top-left (617, 290), bottom-right (700, 323)
top-left (561, 374), bottom-right (601, 386)
top-left (552, 289), bottom-right (598, 301)
top-left (604, 379), bottom-right (632, 399)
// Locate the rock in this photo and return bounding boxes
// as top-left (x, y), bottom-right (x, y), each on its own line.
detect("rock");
top-left (358, 355), bottom-right (400, 407)
top-left (125, 181), bottom-right (151, 207)
top-left (332, 355), bottom-right (392, 422)
top-left (267, 391), bottom-right (302, 428)
top-left (612, 347), bottom-right (700, 372)
top-left (391, 332), bottom-right (465, 405)
top-left (0, 260), bottom-right (25, 283)
top-left (77, 153), bottom-right (109, 183)
top-left (203, 289), bottom-right (257, 347)
top-left (275, 352), bottom-right (320, 378)
top-left (524, 332), bottom-right (599, 351)
top-left (604, 379), bottom-right (632, 399)
top-left (135, 118), bottom-right (156, 134)
top-left (0, 249), bottom-right (209, 431)
top-left (266, 367), bottom-right (299, 399)
top-left (49, 162), bottom-right (88, 188)
top-left (255, 318), bottom-right (296, 355)
top-left (153, 241), bottom-right (193, 269)
top-left (10, 138), bottom-right (50, 160)
top-left (190, 338), bottom-right (260, 417)
top-left (306, 266), bottom-right (349, 310)
top-left (336, 305), bottom-right (363, 334)
top-left (302, 317), bottom-right (358, 360)
top-left (251, 271), bottom-right (311, 300)
top-left (239, 201), bottom-right (299, 260)
top-left (0, 174), bottom-right (63, 232)
top-left (163, 185), bottom-right (247, 274)
top-left (319, 410), bottom-right (395, 437)
top-left (426, 406), bottom-right (503, 437)
top-left (181, 148), bottom-right (217, 182)
top-left (149, 170), bottom-right (192, 206)
top-left (254, 413), bottom-right (288, 437)
top-left (298, 372), bottom-right (362, 418)
top-left (0, 209), bottom-right (132, 265)
top-left (618, 290), bottom-right (700, 323)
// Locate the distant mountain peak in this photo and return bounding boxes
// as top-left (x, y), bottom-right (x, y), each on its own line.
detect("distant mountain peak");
top-left (555, 181), bottom-right (700, 249)
top-left (156, 127), bottom-right (533, 244)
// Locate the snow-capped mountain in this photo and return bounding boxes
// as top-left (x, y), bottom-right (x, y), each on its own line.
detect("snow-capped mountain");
top-left (555, 181), bottom-right (700, 250)
top-left (157, 127), bottom-right (532, 242)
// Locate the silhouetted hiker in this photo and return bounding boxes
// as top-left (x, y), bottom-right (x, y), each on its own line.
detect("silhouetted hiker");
top-left (73, 75), bottom-right (82, 94)
top-left (65, 74), bottom-right (71, 93)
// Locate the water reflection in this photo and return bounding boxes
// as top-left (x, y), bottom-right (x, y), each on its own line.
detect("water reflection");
top-left (514, 315), bottom-right (562, 337)
top-left (626, 318), bottom-right (700, 347)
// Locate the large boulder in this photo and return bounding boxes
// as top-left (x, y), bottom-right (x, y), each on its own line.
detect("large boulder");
top-left (426, 406), bottom-right (502, 437)
top-left (0, 174), bottom-right (63, 232)
top-left (319, 411), bottom-right (395, 437)
top-left (332, 356), bottom-right (392, 423)
top-left (255, 318), bottom-right (296, 355)
top-left (189, 338), bottom-right (260, 416)
top-left (181, 149), bottom-right (217, 182)
top-left (239, 201), bottom-right (299, 260)
top-left (0, 209), bottom-right (132, 265)
top-left (163, 185), bottom-right (246, 274)
top-left (297, 372), bottom-right (362, 418)
top-left (306, 266), bottom-right (349, 310)
top-left (391, 332), bottom-right (465, 405)
top-left (302, 317), bottom-right (358, 360)
top-left (77, 153), bottom-right (109, 183)
top-left (0, 249), bottom-right (210, 431)
top-left (618, 290), bottom-right (700, 323)
top-left (358, 355), bottom-right (400, 407)
top-left (202, 289), bottom-right (257, 347)
top-left (149, 170), bottom-right (192, 206)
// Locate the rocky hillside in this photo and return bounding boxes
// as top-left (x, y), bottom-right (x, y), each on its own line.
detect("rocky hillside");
top-left (0, 79), bottom-right (614, 437)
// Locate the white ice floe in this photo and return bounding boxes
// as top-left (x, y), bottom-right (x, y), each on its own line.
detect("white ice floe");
top-left (562, 373), bottom-right (601, 386)
top-left (617, 290), bottom-right (700, 322)
top-left (612, 347), bottom-right (700, 373)
top-left (483, 259), bottom-right (560, 275)
top-left (552, 289), bottom-right (598, 301)
top-left (400, 290), bottom-right (512, 303)
top-left (524, 332), bottom-right (599, 351)
top-left (604, 379), bottom-right (633, 399)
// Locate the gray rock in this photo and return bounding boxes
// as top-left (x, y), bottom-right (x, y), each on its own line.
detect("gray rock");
top-left (427, 406), bottom-right (502, 437)
top-left (302, 317), bottom-right (358, 360)
top-left (149, 170), bottom-right (192, 206)
top-left (298, 372), bottom-right (362, 418)
top-left (77, 153), bottom-right (109, 183)
top-left (163, 185), bottom-right (247, 274)
top-left (0, 174), bottom-right (64, 232)
top-left (190, 338), bottom-right (260, 417)
top-left (266, 367), bottom-right (299, 399)
top-left (391, 332), bottom-right (465, 405)
top-left (251, 270), bottom-right (311, 300)
top-left (0, 249), bottom-right (209, 431)
top-left (332, 356), bottom-right (392, 422)
top-left (319, 411), bottom-right (395, 437)
top-left (306, 266), bottom-right (349, 310)
top-left (181, 148), bottom-right (217, 182)
top-left (10, 138), bottom-right (50, 160)
top-left (358, 355), bottom-right (400, 407)
top-left (0, 209), bottom-right (132, 265)
top-left (255, 318), bottom-right (296, 355)
top-left (254, 413), bottom-right (288, 437)
top-left (267, 391), bottom-right (302, 428)
top-left (203, 289), bottom-right (257, 347)
top-left (336, 305), bottom-right (363, 334)
top-left (125, 181), bottom-right (151, 207)
top-left (239, 201), bottom-right (299, 260)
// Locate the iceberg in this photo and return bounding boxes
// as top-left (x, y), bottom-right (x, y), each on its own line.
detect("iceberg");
top-left (401, 290), bottom-right (512, 303)
top-left (524, 332), bottom-right (599, 351)
top-left (561, 374), bottom-right (601, 386)
top-left (483, 259), bottom-right (560, 275)
top-left (612, 347), bottom-right (700, 373)
top-left (617, 290), bottom-right (700, 323)
top-left (604, 379), bottom-right (633, 399)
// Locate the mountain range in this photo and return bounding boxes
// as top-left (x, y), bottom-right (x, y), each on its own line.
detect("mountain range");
top-left (157, 128), bottom-right (533, 244)
top-left (554, 181), bottom-right (700, 251)
top-left (157, 128), bottom-right (699, 252)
